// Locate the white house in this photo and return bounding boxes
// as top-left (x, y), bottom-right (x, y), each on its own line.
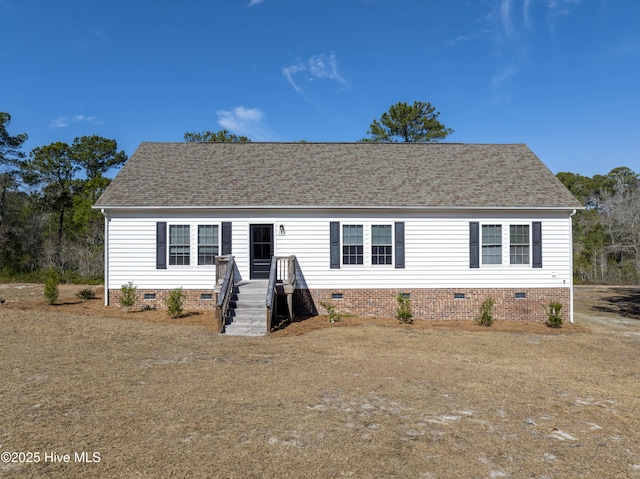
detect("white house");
top-left (94, 142), bottom-right (582, 332)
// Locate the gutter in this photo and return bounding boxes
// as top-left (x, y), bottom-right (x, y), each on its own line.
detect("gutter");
top-left (93, 205), bottom-right (584, 211)
top-left (569, 209), bottom-right (576, 323)
top-left (101, 209), bottom-right (109, 306)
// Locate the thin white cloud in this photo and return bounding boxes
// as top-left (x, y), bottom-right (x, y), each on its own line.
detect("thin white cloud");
top-left (49, 114), bottom-right (98, 128)
top-left (248, 0), bottom-right (264, 6)
top-left (91, 28), bottom-right (109, 42)
top-left (499, 0), bottom-right (517, 45)
top-left (282, 65), bottom-right (305, 94)
top-left (72, 114), bottom-right (95, 122)
top-left (615, 40), bottom-right (640, 57)
top-left (282, 53), bottom-right (349, 95)
top-left (485, 0), bottom-right (580, 100)
top-left (50, 117), bottom-right (69, 128)
top-left (523, 0), bottom-right (533, 29)
top-left (490, 64), bottom-right (519, 100)
top-left (216, 107), bottom-right (276, 141)
top-left (445, 30), bottom-right (492, 46)
top-left (546, 0), bottom-right (581, 30)
top-left (547, 0), bottom-right (580, 17)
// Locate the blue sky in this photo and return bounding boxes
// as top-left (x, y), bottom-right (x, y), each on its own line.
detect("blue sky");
top-left (1, 0), bottom-right (638, 177)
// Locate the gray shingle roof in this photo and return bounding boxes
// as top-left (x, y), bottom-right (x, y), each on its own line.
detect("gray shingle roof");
top-left (94, 142), bottom-right (582, 209)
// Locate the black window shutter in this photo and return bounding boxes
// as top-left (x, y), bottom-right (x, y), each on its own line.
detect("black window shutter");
top-left (330, 222), bottom-right (340, 269)
top-left (470, 222), bottom-right (479, 268)
top-left (532, 221), bottom-right (542, 268)
top-left (395, 222), bottom-right (405, 269)
top-left (156, 222), bottom-right (167, 269)
top-left (221, 222), bottom-right (232, 255)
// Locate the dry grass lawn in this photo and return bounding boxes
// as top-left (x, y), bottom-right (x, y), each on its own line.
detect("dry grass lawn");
top-left (0, 284), bottom-right (639, 478)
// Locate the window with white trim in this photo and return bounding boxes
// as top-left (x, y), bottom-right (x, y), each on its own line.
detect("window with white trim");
top-left (510, 225), bottom-right (530, 264)
top-left (482, 224), bottom-right (502, 265)
top-left (342, 224), bottom-right (363, 265)
top-left (169, 225), bottom-right (190, 265)
top-left (371, 225), bottom-right (392, 265)
top-left (198, 225), bottom-right (219, 265)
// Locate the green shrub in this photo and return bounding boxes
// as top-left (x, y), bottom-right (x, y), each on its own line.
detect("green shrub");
top-left (119, 282), bottom-right (138, 310)
top-left (43, 268), bottom-right (60, 305)
top-left (76, 288), bottom-right (96, 300)
top-left (396, 293), bottom-right (413, 324)
top-left (319, 301), bottom-right (342, 323)
top-left (166, 288), bottom-right (185, 318)
top-left (476, 297), bottom-right (495, 327)
top-left (545, 301), bottom-right (563, 328)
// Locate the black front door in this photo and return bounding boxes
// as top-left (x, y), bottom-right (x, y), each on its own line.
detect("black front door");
top-left (250, 224), bottom-right (273, 279)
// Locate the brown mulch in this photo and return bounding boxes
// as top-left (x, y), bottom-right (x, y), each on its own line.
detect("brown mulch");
top-left (0, 283), bottom-right (595, 336)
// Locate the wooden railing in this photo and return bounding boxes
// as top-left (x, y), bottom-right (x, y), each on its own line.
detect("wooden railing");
top-left (265, 257), bottom-right (278, 334)
top-left (214, 255), bottom-right (235, 333)
top-left (215, 255), bottom-right (232, 286)
top-left (265, 255), bottom-right (297, 333)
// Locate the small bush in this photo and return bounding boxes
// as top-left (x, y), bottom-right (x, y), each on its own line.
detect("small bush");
top-left (477, 297), bottom-right (495, 327)
top-left (119, 282), bottom-right (138, 310)
top-left (43, 268), bottom-right (60, 305)
top-left (319, 301), bottom-right (342, 323)
top-left (166, 288), bottom-right (185, 318)
top-left (396, 293), bottom-right (413, 324)
top-left (76, 288), bottom-right (96, 300)
top-left (545, 301), bottom-right (563, 328)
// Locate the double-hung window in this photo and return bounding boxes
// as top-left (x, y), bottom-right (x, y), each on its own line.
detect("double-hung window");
top-left (342, 225), bottom-right (363, 265)
top-left (510, 225), bottom-right (530, 264)
top-left (482, 225), bottom-right (502, 265)
top-left (371, 225), bottom-right (392, 265)
top-left (169, 225), bottom-right (190, 265)
top-left (198, 225), bottom-right (218, 265)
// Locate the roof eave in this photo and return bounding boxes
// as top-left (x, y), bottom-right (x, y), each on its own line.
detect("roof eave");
top-left (93, 204), bottom-right (584, 211)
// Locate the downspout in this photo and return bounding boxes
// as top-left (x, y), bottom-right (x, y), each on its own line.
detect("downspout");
top-left (101, 209), bottom-right (109, 306)
top-left (569, 209), bottom-right (576, 323)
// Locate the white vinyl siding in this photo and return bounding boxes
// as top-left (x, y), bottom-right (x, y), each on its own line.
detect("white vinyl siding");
top-left (105, 209), bottom-right (573, 291)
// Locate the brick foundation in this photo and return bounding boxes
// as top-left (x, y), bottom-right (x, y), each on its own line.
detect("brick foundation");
top-left (108, 289), bottom-right (216, 311)
top-left (294, 287), bottom-right (571, 323)
top-left (109, 287), bottom-right (571, 323)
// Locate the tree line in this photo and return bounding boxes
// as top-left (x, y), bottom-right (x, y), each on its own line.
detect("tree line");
top-left (2, 104), bottom-right (638, 284)
top-left (0, 112), bottom-right (126, 281)
top-left (557, 167), bottom-right (640, 284)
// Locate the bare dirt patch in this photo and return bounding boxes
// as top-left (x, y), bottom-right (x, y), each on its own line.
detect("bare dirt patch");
top-left (0, 284), bottom-right (639, 478)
